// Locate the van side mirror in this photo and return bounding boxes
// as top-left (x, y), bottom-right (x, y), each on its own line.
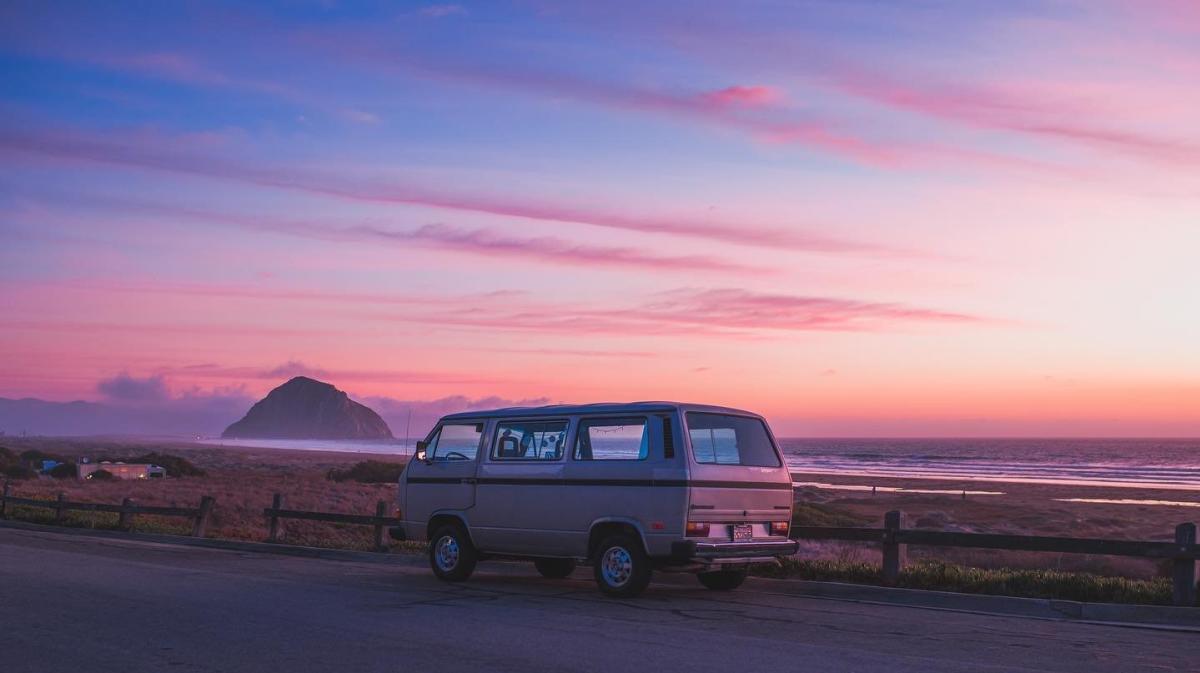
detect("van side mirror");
top-left (414, 440), bottom-right (428, 462)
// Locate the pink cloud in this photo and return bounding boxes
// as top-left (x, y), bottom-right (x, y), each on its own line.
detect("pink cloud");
top-left (629, 288), bottom-right (982, 332)
top-left (404, 62), bottom-right (902, 166)
top-left (0, 126), bottom-right (905, 256)
top-left (261, 360), bottom-right (329, 379)
top-left (286, 26), bottom-right (904, 167)
top-left (96, 372), bottom-right (170, 402)
top-left (24, 190), bottom-right (762, 274)
top-left (365, 394), bottom-right (552, 438)
top-left (0, 320), bottom-right (336, 338)
top-left (419, 4), bottom-right (467, 18)
top-left (826, 65), bottom-right (1200, 166)
top-left (700, 85), bottom-right (781, 107)
top-left (361, 286), bottom-right (986, 338)
top-left (155, 363), bottom-right (510, 386)
top-left (63, 279), bottom-right (516, 308)
top-left (91, 51), bottom-right (301, 102)
top-left (363, 222), bottom-right (762, 273)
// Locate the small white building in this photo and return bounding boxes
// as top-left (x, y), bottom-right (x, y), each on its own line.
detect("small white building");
top-left (78, 461), bottom-right (166, 480)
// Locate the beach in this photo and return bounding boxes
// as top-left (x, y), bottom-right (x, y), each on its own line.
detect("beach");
top-left (2, 436), bottom-right (1195, 578)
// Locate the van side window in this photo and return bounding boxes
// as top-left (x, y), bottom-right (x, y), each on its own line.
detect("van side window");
top-left (574, 418), bottom-right (649, 461)
top-left (428, 422), bottom-right (483, 461)
top-left (492, 420), bottom-right (568, 460)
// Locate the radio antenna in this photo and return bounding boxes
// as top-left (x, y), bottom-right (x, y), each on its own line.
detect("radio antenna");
top-left (404, 407), bottom-right (413, 455)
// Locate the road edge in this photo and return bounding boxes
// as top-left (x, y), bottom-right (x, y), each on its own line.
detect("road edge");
top-left (2, 518), bottom-right (1196, 631)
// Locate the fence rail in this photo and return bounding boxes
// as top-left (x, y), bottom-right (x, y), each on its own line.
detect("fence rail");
top-left (795, 509), bottom-right (1200, 606)
top-left (263, 493), bottom-right (398, 551)
top-left (0, 482), bottom-right (214, 537)
top-left (2, 482), bottom-right (1196, 606)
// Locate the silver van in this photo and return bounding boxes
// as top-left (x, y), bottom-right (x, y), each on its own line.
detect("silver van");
top-left (398, 402), bottom-right (798, 597)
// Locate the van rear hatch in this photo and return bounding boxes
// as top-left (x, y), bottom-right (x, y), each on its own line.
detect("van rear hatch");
top-left (680, 412), bottom-right (797, 560)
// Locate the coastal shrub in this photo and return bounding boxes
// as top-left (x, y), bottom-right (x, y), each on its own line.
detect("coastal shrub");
top-left (131, 452), bottom-right (205, 477)
top-left (0, 446), bottom-right (14, 465)
top-left (48, 462), bottom-right (77, 479)
top-left (19, 449), bottom-right (63, 466)
top-left (751, 558), bottom-right (1172, 605)
top-left (791, 502), bottom-right (869, 529)
top-left (1, 463), bottom-right (37, 479)
top-left (88, 469), bottom-right (115, 481)
top-left (327, 460), bottom-right (404, 484)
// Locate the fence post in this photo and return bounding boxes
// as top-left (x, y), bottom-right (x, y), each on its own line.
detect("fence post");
top-left (373, 500), bottom-right (388, 552)
top-left (882, 510), bottom-right (906, 584)
top-left (1173, 522), bottom-right (1197, 607)
top-left (268, 493), bottom-right (283, 543)
top-left (118, 498), bottom-right (135, 531)
top-left (1, 480), bottom-right (9, 519)
top-left (55, 492), bottom-right (67, 524)
top-left (192, 495), bottom-right (215, 538)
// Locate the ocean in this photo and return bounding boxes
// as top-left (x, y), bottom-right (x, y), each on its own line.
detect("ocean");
top-left (780, 438), bottom-right (1200, 491)
top-left (200, 437), bottom-right (1200, 491)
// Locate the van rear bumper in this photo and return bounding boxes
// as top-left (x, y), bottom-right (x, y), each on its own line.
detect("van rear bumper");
top-left (669, 539), bottom-right (798, 564)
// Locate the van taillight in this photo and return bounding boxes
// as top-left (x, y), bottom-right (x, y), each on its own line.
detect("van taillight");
top-left (685, 522), bottom-right (710, 537)
top-left (770, 521), bottom-right (790, 536)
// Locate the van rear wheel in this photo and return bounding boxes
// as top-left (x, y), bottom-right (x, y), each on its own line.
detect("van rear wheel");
top-left (697, 568), bottom-right (747, 591)
top-left (534, 558), bottom-right (577, 579)
top-left (592, 534), bottom-right (652, 598)
top-left (429, 523), bottom-right (477, 582)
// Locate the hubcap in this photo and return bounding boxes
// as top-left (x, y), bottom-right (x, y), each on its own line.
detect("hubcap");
top-left (601, 546), bottom-right (633, 587)
top-left (434, 534), bottom-right (460, 571)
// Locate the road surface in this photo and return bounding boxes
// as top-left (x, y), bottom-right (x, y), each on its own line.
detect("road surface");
top-left (1, 527), bottom-right (1194, 673)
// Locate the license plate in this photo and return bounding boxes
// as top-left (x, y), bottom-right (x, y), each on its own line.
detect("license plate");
top-left (731, 524), bottom-right (754, 542)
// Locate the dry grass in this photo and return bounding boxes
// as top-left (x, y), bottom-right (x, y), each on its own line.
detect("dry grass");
top-left (792, 473), bottom-right (1198, 580)
top-left (1, 437), bottom-right (1190, 583)
top-left (1, 437), bottom-right (404, 552)
top-left (752, 558), bottom-right (1175, 605)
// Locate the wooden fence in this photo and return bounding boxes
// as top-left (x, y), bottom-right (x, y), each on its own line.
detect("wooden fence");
top-left (263, 493), bottom-right (400, 552)
top-left (2, 483), bottom-right (1197, 606)
top-left (794, 509), bottom-right (1200, 606)
top-left (0, 481), bottom-right (215, 537)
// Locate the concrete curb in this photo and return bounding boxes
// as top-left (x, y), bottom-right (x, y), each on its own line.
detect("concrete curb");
top-left (3, 518), bottom-right (1197, 631)
top-left (0, 518), bottom-right (426, 566)
top-left (748, 577), bottom-right (1200, 632)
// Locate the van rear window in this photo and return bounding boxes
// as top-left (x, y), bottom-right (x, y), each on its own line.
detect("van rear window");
top-left (686, 413), bottom-right (781, 467)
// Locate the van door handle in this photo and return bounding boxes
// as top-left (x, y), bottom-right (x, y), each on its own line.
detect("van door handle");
top-left (461, 478), bottom-right (478, 484)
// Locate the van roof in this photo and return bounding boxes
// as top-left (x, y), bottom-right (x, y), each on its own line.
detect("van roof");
top-left (440, 401), bottom-right (763, 421)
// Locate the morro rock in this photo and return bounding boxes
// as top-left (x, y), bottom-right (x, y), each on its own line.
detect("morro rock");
top-left (222, 377), bottom-right (393, 440)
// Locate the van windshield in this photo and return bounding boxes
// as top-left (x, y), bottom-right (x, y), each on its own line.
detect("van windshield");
top-left (686, 413), bottom-right (781, 467)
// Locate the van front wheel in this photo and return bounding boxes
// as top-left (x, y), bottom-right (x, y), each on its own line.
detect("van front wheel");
top-left (534, 558), bottom-right (577, 579)
top-left (697, 569), bottom-right (747, 591)
top-left (429, 523), bottom-right (477, 582)
top-left (592, 534), bottom-right (652, 597)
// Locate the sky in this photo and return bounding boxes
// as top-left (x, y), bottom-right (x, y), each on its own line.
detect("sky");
top-left (1, 1), bottom-right (1199, 437)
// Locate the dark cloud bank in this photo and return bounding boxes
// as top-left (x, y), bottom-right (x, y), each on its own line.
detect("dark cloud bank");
top-left (0, 373), bottom-right (545, 439)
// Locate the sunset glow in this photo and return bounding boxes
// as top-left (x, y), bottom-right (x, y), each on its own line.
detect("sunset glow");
top-left (2, 1), bottom-right (1199, 436)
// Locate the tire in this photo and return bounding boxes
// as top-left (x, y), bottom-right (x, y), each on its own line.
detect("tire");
top-left (534, 558), bottom-right (577, 579)
top-left (592, 533), bottom-right (652, 598)
top-left (697, 569), bottom-right (747, 591)
top-left (429, 523), bottom-right (478, 582)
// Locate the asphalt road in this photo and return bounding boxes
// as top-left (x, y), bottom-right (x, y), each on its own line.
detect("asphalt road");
top-left (1, 528), bottom-right (1195, 673)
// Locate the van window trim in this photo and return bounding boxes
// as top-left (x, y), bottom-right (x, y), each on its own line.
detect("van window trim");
top-left (682, 411), bottom-right (784, 467)
top-left (572, 414), bottom-right (653, 462)
top-left (487, 417), bottom-right (572, 463)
